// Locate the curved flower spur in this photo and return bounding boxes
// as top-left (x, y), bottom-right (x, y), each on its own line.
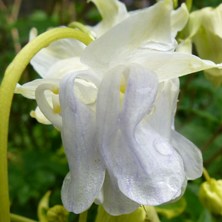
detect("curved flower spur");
top-left (14, 0), bottom-right (222, 216)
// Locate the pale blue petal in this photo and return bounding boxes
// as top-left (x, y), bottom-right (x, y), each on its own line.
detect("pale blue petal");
top-left (60, 72), bottom-right (105, 214)
top-left (144, 79), bottom-right (179, 138)
top-left (96, 64), bottom-right (185, 206)
top-left (100, 173), bottom-right (139, 216)
top-left (171, 130), bottom-right (203, 180)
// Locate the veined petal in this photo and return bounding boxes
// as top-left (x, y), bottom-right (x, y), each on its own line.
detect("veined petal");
top-left (130, 50), bottom-right (220, 81)
top-left (96, 64), bottom-right (185, 206)
top-left (100, 173), bottom-right (139, 216)
top-left (81, 0), bottom-right (173, 73)
top-left (30, 29), bottom-right (86, 77)
top-left (171, 130), bottom-right (203, 180)
top-left (89, 0), bottom-right (128, 36)
top-left (59, 72), bottom-right (105, 214)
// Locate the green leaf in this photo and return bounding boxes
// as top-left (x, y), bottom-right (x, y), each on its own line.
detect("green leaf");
top-left (198, 209), bottom-right (214, 222)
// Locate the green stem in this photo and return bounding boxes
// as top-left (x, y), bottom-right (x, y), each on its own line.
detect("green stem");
top-left (203, 168), bottom-right (211, 182)
top-left (173, 0), bottom-right (178, 9)
top-left (78, 211), bottom-right (88, 222)
top-left (185, 0), bottom-right (193, 11)
top-left (144, 206), bottom-right (160, 222)
top-left (10, 213), bottom-right (38, 222)
top-left (0, 27), bottom-right (93, 222)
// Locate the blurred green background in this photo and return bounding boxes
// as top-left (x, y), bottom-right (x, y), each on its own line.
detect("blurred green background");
top-left (1, 0), bottom-right (222, 221)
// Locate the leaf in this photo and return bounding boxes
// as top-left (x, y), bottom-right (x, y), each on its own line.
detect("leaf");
top-left (198, 209), bottom-right (214, 222)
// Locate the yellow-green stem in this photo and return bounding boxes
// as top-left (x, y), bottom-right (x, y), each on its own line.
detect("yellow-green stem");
top-left (203, 168), bottom-right (211, 182)
top-left (0, 27), bottom-right (93, 222)
top-left (79, 211), bottom-right (88, 222)
top-left (185, 0), bottom-right (192, 11)
top-left (10, 213), bottom-right (38, 222)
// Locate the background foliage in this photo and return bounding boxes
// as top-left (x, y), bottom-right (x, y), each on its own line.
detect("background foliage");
top-left (1, 0), bottom-right (222, 221)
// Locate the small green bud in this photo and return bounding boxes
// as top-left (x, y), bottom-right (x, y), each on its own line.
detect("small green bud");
top-left (199, 178), bottom-right (222, 215)
top-left (95, 206), bottom-right (160, 222)
top-left (38, 191), bottom-right (51, 222)
top-left (155, 197), bottom-right (186, 219)
top-left (47, 205), bottom-right (69, 222)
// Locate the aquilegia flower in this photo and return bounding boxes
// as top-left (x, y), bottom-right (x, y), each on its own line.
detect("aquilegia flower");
top-left (15, 0), bottom-right (222, 216)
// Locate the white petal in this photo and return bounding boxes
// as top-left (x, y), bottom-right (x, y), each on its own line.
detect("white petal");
top-left (130, 50), bottom-right (220, 81)
top-left (99, 173), bottom-right (139, 216)
top-left (60, 72), bottom-right (105, 214)
top-left (171, 130), bottom-right (203, 180)
top-left (30, 106), bottom-right (51, 125)
top-left (15, 79), bottom-right (58, 99)
top-left (35, 83), bottom-right (62, 128)
top-left (45, 57), bottom-right (88, 79)
top-left (171, 3), bottom-right (189, 39)
top-left (201, 4), bottom-right (222, 38)
top-left (30, 29), bottom-right (85, 77)
top-left (89, 0), bottom-right (128, 36)
top-left (81, 0), bottom-right (173, 73)
top-left (96, 64), bottom-right (185, 206)
top-left (74, 79), bottom-right (98, 105)
top-left (29, 27), bottom-right (38, 41)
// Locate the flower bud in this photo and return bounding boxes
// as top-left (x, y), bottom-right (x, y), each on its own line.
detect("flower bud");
top-left (199, 178), bottom-right (222, 215)
top-left (95, 206), bottom-right (160, 222)
top-left (47, 205), bottom-right (69, 222)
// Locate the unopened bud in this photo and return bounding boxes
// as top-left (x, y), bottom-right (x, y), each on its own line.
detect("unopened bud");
top-left (47, 205), bottom-right (69, 222)
top-left (199, 178), bottom-right (222, 215)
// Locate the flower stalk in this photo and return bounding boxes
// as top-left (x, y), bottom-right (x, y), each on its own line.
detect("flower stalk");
top-left (0, 27), bottom-right (93, 222)
top-left (203, 168), bottom-right (211, 182)
top-left (10, 213), bottom-right (38, 222)
top-left (79, 211), bottom-right (88, 222)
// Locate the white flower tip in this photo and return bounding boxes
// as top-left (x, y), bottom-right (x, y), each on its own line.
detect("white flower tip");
top-left (29, 28), bottom-right (38, 41)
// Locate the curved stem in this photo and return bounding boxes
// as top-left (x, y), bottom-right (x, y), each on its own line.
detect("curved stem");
top-left (0, 27), bottom-right (93, 222)
top-left (79, 211), bottom-right (88, 222)
top-left (10, 213), bottom-right (38, 222)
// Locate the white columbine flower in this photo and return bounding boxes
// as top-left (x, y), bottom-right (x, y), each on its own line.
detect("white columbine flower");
top-left (15, 0), bottom-right (222, 216)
